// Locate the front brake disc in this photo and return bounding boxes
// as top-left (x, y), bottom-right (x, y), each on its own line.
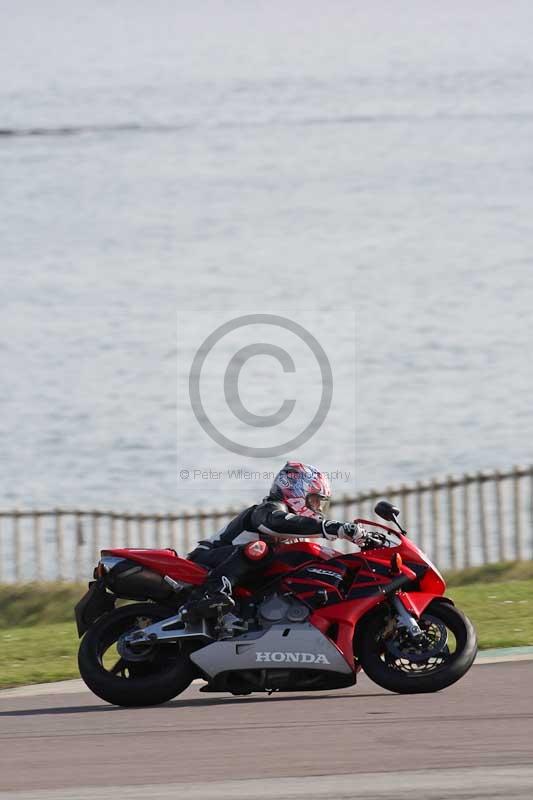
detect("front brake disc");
top-left (384, 614), bottom-right (449, 663)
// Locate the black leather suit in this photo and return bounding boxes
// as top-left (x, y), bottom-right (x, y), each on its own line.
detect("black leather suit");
top-left (188, 497), bottom-right (326, 588)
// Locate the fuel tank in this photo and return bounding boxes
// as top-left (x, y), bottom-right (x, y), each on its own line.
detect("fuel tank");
top-left (261, 542), bottom-right (351, 608)
top-left (262, 541), bottom-right (341, 577)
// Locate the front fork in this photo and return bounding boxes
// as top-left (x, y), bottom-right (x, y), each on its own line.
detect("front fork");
top-left (390, 594), bottom-right (424, 640)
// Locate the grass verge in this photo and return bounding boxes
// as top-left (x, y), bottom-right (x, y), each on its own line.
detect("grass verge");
top-left (1, 623), bottom-right (79, 688)
top-left (0, 583), bottom-right (86, 628)
top-left (0, 565), bottom-right (532, 688)
top-left (445, 560), bottom-right (533, 586)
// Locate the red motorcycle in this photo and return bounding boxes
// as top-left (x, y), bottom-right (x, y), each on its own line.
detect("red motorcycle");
top-left (75, 501), bottom-right (477, 706)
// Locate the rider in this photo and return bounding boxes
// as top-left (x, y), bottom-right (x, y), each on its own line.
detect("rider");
top-left (184, 461), bottom-right (363, 620)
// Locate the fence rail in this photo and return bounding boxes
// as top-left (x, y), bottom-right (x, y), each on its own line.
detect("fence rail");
top-left (1, 465), bottom-right (532, 582)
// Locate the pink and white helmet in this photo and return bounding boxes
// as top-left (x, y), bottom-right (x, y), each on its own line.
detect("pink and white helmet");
top-left (269, 461), bottom-right (332, 519)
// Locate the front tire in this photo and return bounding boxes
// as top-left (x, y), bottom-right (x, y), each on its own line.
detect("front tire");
top-left (78, 602), bottom-right (196, 706)
top-left (357, 599), bottom-right (477, 694)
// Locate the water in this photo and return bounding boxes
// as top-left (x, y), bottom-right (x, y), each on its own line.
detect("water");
top-left (1, 0), bottom-right (533, 514)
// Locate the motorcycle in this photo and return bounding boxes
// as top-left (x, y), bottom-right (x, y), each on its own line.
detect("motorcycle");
top-left (75, 501), bottom-right (477, 706)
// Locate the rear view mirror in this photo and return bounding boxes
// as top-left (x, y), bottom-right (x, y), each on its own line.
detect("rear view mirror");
top-left (374, 501), bottom-right (400, 522)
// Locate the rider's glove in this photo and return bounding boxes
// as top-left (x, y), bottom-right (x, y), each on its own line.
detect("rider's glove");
top-left (322, 520), bottom-right (365, 544)
top-left (339, 522), bottom-right (367, 545)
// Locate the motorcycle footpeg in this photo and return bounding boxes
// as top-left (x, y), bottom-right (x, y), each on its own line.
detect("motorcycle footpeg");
top-left (193, 594), bottom-right (235, 620)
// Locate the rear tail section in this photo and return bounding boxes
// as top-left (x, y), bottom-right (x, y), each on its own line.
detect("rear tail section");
top-left (101, 548), bottom-right (208, 586)
top-left (75, 548), bottom-right (208, 636)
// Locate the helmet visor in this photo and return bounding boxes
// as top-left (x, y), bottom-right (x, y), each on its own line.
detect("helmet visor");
top-left (306, 493), bottom-right (331, 516)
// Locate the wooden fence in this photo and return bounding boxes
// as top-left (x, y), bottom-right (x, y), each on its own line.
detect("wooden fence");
top-left (1, 465), bottom-right (532, 582)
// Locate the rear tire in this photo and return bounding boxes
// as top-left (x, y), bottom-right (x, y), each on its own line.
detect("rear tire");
top-left (357, 599), bottom-right (477, 694)
top-left (78, 602), bottom-right (196, 706)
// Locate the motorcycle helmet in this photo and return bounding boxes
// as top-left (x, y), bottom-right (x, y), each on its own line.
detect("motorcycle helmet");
top-left (269, 461), bottom-right (332, 519)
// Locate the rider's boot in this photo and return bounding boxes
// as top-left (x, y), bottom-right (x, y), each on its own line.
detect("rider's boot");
top-left (183, 575), bottom-right (235, 621)
top-left (184, 544), bottom-right (272, 622)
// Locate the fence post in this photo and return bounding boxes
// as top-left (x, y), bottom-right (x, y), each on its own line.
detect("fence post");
top-left (124, 515), bottom-right (131, 548)
top-left (183, 514), bottom-right (191, 554)
top-left (197, 513), bottom-right (206, 544)
top-left (177, 515), bottom-right (184, 553)
top-left (476, 473), bottom-right (489, 564)
top-left (92, 512), bottom-right (101, 563)
top-left (14, 511), bottom-right (22, 582)
top-left (33, 512), bottom-right (43, 582)
top-left (447, 475), bottom-right (457, 570)
top-left (154, 515), bottom-right (162, 549)
top-left (430, 480), bottom-right (439, 563)
top-left (55, 509), bottom-right (64, 581)
top-left (167, 513), bottom-right (177, 551)
top-left (493, 470), bottom-right (505, 562)
top-left (109, 513), bottom-right (117, 548)
top-left (462, 475), bottom-right (471, 568)
top-left (399, 485), bottom-right (409, 530)
top-left (512, 466), bottom-right (523, 560)
top-left (415, 481), bottom-right (424, 551)
top-left (75, 512), bottom-right (84, 582)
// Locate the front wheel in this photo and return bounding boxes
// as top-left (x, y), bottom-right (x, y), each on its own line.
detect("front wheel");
top-left (357, 599), bottom-right (477, 694)
top-left (78, 602), bottom-right (196, 706)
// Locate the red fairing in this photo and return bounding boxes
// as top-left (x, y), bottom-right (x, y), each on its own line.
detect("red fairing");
top-left (354, 520), bottom-right (446, 594)
top-left (266, 524), bottom-right (449, 668)
top-left (262, 540), bottom-right (337, 577)
top-left (310, 598), bottom-right (380, 670)
top-left (102, 548), bottom-right (208, 585)
top-left (399, 591), bottom-right (445, 618)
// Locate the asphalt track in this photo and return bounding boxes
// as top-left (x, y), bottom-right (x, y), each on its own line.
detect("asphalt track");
top-left (1, 660), bottom-right (532, 799)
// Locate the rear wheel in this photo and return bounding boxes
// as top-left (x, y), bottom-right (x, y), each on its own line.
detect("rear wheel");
top-left (78, 602), bottom-right (196, 706)
top-left (357, 599), bottom-right (477, 694)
